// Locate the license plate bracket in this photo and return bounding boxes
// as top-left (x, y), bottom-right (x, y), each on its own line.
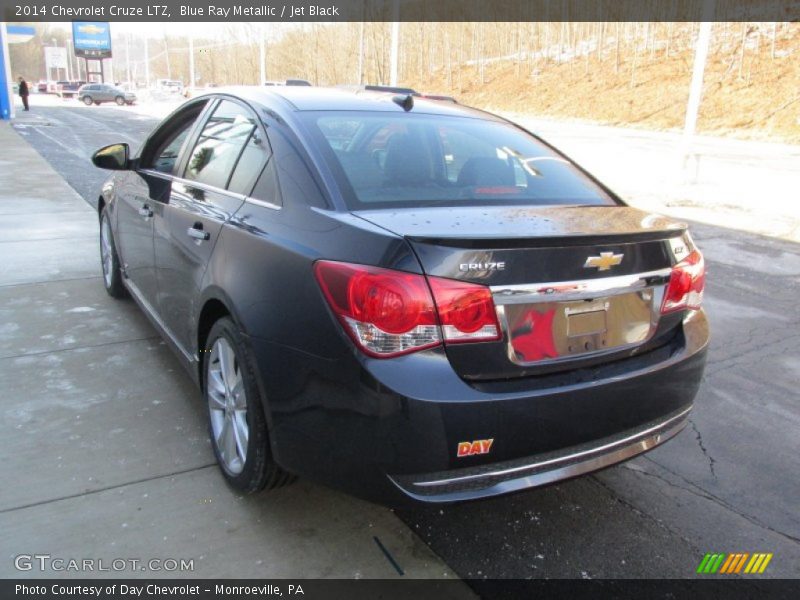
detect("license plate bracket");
top-left (566, 306), bottom-right (608, 337)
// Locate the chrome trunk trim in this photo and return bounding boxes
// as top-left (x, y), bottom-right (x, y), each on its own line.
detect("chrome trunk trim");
top-left (490, 268), bottom-right (671, 305)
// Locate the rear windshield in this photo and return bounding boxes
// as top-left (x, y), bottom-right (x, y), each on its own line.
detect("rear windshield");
top-left (301, 111), bottom-right (615, 209)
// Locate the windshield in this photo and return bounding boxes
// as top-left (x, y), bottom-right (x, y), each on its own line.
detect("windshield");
top-left (302, 111), bottom-right (615, 210)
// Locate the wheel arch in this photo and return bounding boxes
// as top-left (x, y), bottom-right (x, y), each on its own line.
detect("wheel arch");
top-left (196, 288), bottom-right (247, 384)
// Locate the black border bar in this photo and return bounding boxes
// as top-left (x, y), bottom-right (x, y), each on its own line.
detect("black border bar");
top-left (3, 579), bottom-right (800, 600)
top-left (2, 0), bottom-right (799, 23)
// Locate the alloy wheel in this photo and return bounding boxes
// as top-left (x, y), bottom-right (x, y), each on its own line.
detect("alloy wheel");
top-left (207, 337), bottom-right (248, 475)
top-left (100, 214), bottom-right (114, 288)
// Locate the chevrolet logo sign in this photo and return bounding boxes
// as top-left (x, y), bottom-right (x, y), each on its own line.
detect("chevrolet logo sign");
top-left (78, 25), bottom-right (105, 35)
top-left (584, 252), bottom-right (624, 271)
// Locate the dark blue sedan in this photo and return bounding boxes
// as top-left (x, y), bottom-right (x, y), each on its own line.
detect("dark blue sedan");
top-left (91, 87), bottom-right (708, 504)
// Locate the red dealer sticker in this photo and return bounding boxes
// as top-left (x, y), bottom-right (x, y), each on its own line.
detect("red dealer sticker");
top-left (457, 439), bottom-right (494, 457)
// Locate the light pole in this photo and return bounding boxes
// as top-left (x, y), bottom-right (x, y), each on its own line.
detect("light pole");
top-left (681, 0), bottom-right (716, 181)
top-left (259, 24), bottom-right (266, 86)
top-left (50, 38), bottom-right (57, 82)
top-left (125, 33), bottom-right (131, 85)
top-left (66, 38), bottom-right (77, 81)
top-left (358, 21), bottom-right (364, 84)
top-left (189, 34), bottom-right (195, 92)
top-left (144, 35), bottom-right (150, 88)
top-left (389, 0), bottom-right (399, 87)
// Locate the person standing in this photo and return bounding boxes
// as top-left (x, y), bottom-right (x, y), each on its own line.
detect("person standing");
top-left (18, 76), bottom-right (30, 111)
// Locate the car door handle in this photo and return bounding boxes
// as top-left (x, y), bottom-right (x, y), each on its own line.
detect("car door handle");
top-left (138, 204), bottom-right (153, 218)
top-left (187, 224), bottom-right (210, 241)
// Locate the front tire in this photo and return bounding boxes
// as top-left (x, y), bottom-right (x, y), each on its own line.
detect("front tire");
top-left (82, 96), bottom-right (93, 106)
top-left (204, 317), bottom-right (293, 493)
top-left (115, 96), bottom-right (125, 106)
top-left (99, 207), bottom-right (128, 299)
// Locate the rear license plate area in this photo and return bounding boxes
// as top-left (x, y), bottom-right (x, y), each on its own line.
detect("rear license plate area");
top-left (502, 291), bottom-right (656, 365)
top-left (565, 304), bottom-right (608, 354)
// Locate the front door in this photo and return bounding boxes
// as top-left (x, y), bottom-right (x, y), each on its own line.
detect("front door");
top-left (121, 99), bottom-right (211, 314)
top-left (114, 173), bottom-right (160, 305)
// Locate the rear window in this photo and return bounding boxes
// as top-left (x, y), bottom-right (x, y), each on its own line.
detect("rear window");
top-left (303, 111), bottom-right (614, 209)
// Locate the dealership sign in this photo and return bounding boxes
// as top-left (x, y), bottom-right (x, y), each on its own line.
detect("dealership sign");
top-left (72, 21), bottom-right (112, 58)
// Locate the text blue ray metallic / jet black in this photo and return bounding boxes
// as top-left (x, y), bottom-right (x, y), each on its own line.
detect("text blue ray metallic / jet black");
top-left (92, 86), bottom-right (709, 506)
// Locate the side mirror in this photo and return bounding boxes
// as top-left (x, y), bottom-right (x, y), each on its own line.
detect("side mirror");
top-left (92, 143), bottom-right (131, 170)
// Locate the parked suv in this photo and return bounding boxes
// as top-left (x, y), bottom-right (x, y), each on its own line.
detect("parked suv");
top-left (91, 87), bottom-right (708, 505)
top-left (78, 83), bottom-right (136, 106)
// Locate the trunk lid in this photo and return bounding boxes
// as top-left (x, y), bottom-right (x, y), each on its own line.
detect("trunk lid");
top-left (354, 206), bottom-right (692, 380)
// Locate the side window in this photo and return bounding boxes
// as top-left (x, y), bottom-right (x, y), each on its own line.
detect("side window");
top-left (143, 101), bottom-right (208, 174)
top-left (184, 100), bottom-right (257, 190)
top-left (151, 126), bottom-right (193, 174)
top-left (249, 158), bottom-right (281, 206)
top-left (269, 127), bottom-right (326, 209)
top-left (227, 126), bottom-right (271, 195)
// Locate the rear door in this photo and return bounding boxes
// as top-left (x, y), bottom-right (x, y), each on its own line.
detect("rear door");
top-left (154, 98), bottom-right (271, 352)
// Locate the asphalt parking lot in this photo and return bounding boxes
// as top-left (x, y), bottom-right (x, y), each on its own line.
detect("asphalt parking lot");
top-left (2, 98), bottom-right (799, 581)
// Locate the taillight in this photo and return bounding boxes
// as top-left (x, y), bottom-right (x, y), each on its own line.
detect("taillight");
top-left (314, 261), bottom-right (440, 357)
top-left (314, 261), bottom-right (501, 358)
top-left (661, 250), bottom-right (705, 314)
top-left (428, 277), bottom-right (501, 343)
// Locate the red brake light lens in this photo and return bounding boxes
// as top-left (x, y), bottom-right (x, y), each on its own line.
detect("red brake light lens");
top-left (314, 261), bottom-right (440, 357)
top-left (314, 261), bottom-right (501, 357)
top-left (428, 277), bottom-right (501, 343)
top-left (661, 250), bottom-right (705, 314)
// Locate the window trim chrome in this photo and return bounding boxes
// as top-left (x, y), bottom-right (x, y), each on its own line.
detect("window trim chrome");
top-left (244, 197), bottom-right (281, 211)
top-left (137, 169), bottom-right (248, 204)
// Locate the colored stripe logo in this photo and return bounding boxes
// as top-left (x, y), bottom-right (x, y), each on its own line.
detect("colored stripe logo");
top-left (696, 553), bottom-right (773, 574)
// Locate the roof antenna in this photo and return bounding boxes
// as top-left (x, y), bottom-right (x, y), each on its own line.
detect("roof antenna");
top-left (392, 94), bottom-right (414, 112)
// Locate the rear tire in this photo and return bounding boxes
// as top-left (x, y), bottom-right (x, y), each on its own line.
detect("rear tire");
top-left (82, 96), bottom-right (93, 106)
top-left (99, 207), bottom-right (128, 299)
top-left (115, 96), bottom-right (125, 106)
top-left (204, 317), bottom-right (294, 493)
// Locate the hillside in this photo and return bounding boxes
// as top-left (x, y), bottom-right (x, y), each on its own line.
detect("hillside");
top-left (407, 24), bottom-right (800, 143)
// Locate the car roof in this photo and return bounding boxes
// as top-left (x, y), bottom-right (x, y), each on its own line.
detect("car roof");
top-left (201, 86), bottom-right (502, 121)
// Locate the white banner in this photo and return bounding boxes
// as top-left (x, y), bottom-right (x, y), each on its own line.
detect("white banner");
top-left (44, 46), bottom-right (68, 71)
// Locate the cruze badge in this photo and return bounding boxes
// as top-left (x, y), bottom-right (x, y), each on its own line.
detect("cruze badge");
top-left (457, 439), bottom-right (494, 457)
top-left (459, 262), bottom-right (505, 272)
top-left (584, 252), bottom-right (624, 271)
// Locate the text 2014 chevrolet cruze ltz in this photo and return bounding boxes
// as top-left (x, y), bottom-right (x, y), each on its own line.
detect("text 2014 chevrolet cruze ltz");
top-left (92, 87), bottom-right (708, 505)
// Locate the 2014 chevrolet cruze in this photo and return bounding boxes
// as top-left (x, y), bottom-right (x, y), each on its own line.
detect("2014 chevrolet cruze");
top-left (92, 87), bottom-right (708, 505)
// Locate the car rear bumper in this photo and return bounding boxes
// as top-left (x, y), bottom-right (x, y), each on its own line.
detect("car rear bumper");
top-left (247, 309), bottom-right (708, 506)
top-left (389, 404), bottom-right (690, 502)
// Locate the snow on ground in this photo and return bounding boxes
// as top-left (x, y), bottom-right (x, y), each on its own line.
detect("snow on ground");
top-left (509, 114), bottom-right (800, 242)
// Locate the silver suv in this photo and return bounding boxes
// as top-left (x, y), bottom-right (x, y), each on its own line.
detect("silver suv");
top-left (77, 84), bottom-right (136, 106)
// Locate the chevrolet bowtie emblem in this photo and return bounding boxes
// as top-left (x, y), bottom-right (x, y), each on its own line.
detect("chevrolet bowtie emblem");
top-left (584, 252), bottom-right (624, 271)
